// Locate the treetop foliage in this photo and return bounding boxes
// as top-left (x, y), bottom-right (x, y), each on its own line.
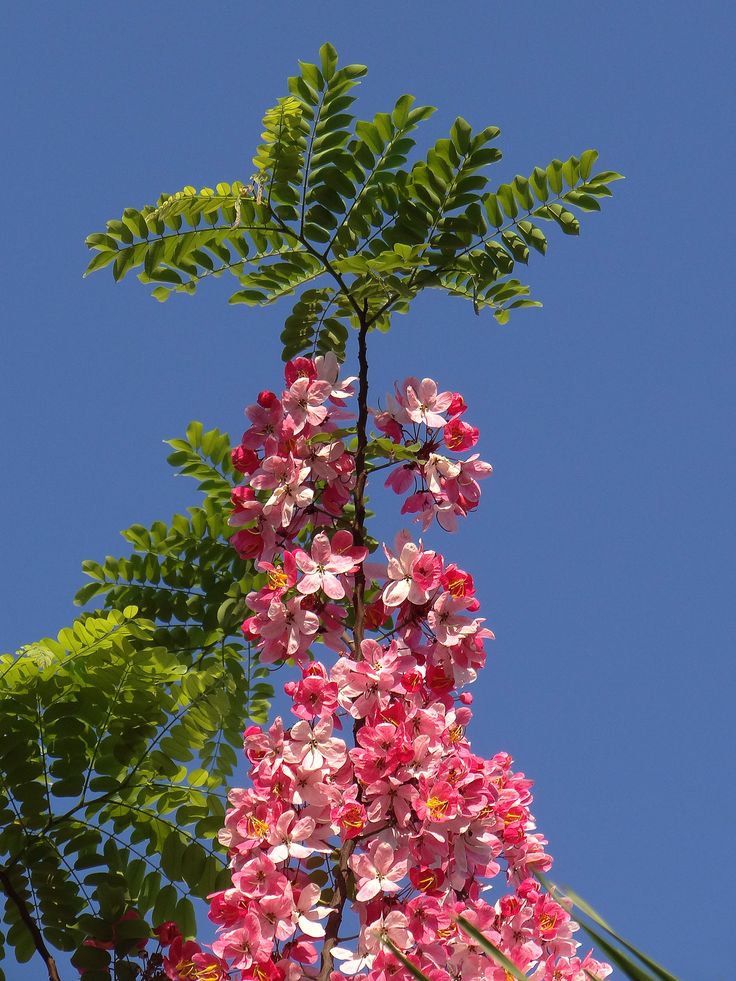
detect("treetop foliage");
top-left (85, 42), bottom-right (622, 361)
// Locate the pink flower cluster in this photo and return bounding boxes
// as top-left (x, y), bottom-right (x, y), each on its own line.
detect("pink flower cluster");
top-left (374, 378), bottom-right (491, 532)
top-left (229, 352), bottom-right (357, 564)
top-left (153, 358), bottom-right (611, 981)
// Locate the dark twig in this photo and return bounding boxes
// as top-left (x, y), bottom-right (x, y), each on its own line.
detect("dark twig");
top-left (0, 867), bottom-right (62, 981)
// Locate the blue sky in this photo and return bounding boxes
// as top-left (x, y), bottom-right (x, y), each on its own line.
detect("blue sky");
top-left (2, 2), bottom-right (734, 978)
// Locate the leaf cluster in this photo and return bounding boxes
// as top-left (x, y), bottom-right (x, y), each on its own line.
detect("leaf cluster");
top-left (84, 43), bottom-right (623, 359)
top-left (0, 424), bottom-right (271, 977)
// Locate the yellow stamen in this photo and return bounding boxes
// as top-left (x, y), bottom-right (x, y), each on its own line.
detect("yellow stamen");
top-left (268, 568), bottom-right (288, 590)
top-left (503, 808), bottom-right (524, 825)
top-left (176, 962), bottom-right (199, 981)
top-left (247, 816), bottom-right (269, 839)
top-left (426, 796), bottom-right (449, 820)
top-left (341, 806), bottom-right (365, 829)
top-left (539, 912), bottom-right (557, 933)
top-left (197, 968), bottom-right (223, 981)
top-left (448, 724), bottom-right (464, 744)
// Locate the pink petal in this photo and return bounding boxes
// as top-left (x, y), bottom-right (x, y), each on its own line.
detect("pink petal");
top-left (356, 879), bottom-right (381, 902)
top-left (383, 579), bottom-right (410, 608)
top-left (311, 532), bottom-right (332, 564)
top-left (297, 573), bottom-right (322, 595)
top-left (295, 550), bottom-right (316, 573)
top-left (373, 841), bottom-right (394, 874)
top-left (322, 574), bottom-right (346, 601)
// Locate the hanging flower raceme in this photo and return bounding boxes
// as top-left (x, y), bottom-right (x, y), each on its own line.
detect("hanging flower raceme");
top-left (152, 358), bottom-right (611, 981)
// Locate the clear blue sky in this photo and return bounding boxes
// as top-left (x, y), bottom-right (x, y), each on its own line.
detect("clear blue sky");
top-left (2, 3), bottom-right (734, 978)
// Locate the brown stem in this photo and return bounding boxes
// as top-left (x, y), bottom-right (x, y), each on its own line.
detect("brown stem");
top-left (318, 305), bottom-right (371, 981)
top-left (351, 306), bottom-right (370, 653)
top-left (0, 867), bottom-right (62, 981)
top-left (318, 838), bottom-right (355, 981)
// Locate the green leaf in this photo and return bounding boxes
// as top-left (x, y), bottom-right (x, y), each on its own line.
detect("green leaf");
top-left (450, 116), bottom-right (473, 154)
top-left (456, 916), bottom-right (529, 980)
top-left (385, 942), bottom-right (432, 981)
top-left (496, 183), bottom-right (518, 219)
top-left (537, 202), bottom-right (580, 235)
top-left (579, 148), bottom-right (599, 180)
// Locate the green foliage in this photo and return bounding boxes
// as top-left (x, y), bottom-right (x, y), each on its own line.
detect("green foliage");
top-left (85, 42), bottom-right (622, 359)
top-left (0, 424), bottom-right (272, 972)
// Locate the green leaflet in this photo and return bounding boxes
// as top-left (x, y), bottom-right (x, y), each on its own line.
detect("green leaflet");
top-left (84, 45), bottom-right (622, 360)
top-left (0, 424), bottom-right (273, 970)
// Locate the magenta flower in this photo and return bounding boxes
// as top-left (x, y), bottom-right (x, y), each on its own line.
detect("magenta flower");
top-left (428, 592), bottom-right (482, 647)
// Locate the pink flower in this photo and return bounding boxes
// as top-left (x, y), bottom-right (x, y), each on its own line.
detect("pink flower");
top-left (385, 464), bottom-right (416, 494)
top-left (404, 378), bottom-right (453, 428)
top-left (165, 937), bottom-right (228, 980)
top-left (362, 910), bottom-right (411, 954)
top-left (440, 564), bottom-right (475, 599)
top-left (382, 539), bottom-right (435, 607)
top-left (428, 593), bottom-right (482, 647)
top-left (315, 350), bottom-right (357, 401)
top-left (251, 457), bottom-right (313, 527)
top-left (283, 717), bottom-right (346, 771)
top-left (447, 392), bottom-right (467, 417)
top-left (293, 882), bottom-right (332, 939)
top-left (267, 811), bottom-right (319, 863)
top-left (285, 357), bottom-right (317, 386)
top-left (211, 913), bottom-right (271, 970)
top-left (282, 377), bottom-right (333, 432)
top-left (424, 453), bottom-right (461, 495)
top-left (242, 392), bottom-right (283, 449)
top-left (350, 840), bottom-right (408, 901)
top-left (231, 443), bottom-right (260, 474)
top-left (443, 418), bottom-right (479, 452)
top-left (295, 532), bottom-right (359, 600)
top-left (286, 670), bottom-right (339, 720)
top-left (413, 778), bottom-right (460, 823)
top-left (259, 596), bottom-right (319, 657)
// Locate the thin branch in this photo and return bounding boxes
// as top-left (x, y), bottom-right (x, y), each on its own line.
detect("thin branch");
top-left (0, 867), bottom-right (62, 981)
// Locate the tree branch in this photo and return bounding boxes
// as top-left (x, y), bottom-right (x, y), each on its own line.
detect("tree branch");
top-left (0, 867), bottom-right (62, 981)
top-left (351, 304), bottom-right (370, 653)
top-left (318, 303), bottom-right (371, 981)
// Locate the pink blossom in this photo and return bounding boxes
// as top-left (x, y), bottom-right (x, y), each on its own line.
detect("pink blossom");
top-left (383, 539), bottom-right (434, 607)
top-left (350, 840), bottom-right (408, 901)
top-left (282, 376), bottom-right (333, 432)
top-left (210, 913), bottom-right (271, 970)
top-left (259, 596), bottom-right (319, 658)
top-left (295, 531), bottom-right (358, 600)
top-left (283, 717), bottom-right (346, 771)
top-left (428, 592), bottom-right (482, 647)
top-left (404, 378), bottom-right (453, 428)
top-left (267, 811), bottom-right (319, 863)
top-left (443, 417), bottom-right (479, 451)
top-left (242, 392), bottom-right (283, 450)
